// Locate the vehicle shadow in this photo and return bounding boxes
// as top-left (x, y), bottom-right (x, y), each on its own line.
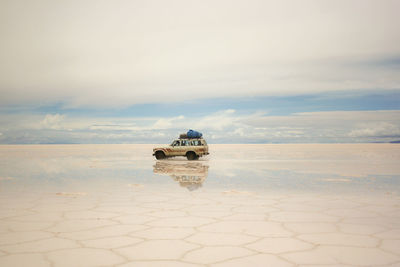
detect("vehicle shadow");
top-left (153, 161), bottom-right (209, 191)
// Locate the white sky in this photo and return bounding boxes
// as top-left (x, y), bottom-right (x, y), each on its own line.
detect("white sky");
top-left (1, 0), bottom-right (399, 107)
top-left (1, 0), bottom-right (400, 143)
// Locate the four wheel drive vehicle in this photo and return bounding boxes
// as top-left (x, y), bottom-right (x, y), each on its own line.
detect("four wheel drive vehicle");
top-left (153, 138), bottom-right (209, 160)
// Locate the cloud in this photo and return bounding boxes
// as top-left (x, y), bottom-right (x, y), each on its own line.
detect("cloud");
top-left (1, 108), bottom-right (400, 144)
top-left (349, 122), bottom-right (400, 138)
top-left (0, 0), bottom-right (399, 108)
top-left (152, 115), bottom-right (185, 130)
top-left (233, 110), bottom-right (400, 143)
top-left (192, 109), bottom-right (237, 131)
top-left (89, 123), bottom-right (140, 131)
top-left (40, 114), bottom-right (65, 130)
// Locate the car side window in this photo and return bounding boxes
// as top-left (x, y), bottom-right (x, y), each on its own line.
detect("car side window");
top-left (173, 140), bottom-right (180, 146)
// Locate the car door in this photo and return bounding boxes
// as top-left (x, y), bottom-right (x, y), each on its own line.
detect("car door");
top-left (188, 139), bottom-right (198, 154)
top-left (171, 140), bottom-right (182, 156)
top-left (177, 139), bottom-right (189, 156)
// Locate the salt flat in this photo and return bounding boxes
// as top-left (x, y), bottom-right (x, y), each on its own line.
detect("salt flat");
top-left (0, 144), bottom-right (399, 266)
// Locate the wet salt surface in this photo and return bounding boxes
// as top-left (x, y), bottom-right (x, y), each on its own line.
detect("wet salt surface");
top-left (0, 144), bottom-right (400, 266)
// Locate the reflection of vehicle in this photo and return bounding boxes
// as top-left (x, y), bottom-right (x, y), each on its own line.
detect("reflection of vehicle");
top-left (153, 161), bottom-right (209, 191)
top-left (153, 138), bottom-right (209, 160)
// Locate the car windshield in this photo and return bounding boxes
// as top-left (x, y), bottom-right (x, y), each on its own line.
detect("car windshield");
top-left (171, 140), bottom-right (180, 146)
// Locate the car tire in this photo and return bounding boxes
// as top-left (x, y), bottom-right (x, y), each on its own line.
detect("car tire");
top-left (186, 152), bottom-right (197, 160)
top-left (155, 151), bottom-right (166, 160)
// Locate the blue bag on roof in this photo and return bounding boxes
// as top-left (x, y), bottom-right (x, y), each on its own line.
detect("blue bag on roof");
top-left (187, 129), bottom-right (202, 138)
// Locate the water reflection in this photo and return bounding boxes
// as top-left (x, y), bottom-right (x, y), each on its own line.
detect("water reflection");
top-left (153, 161), bottom-right (209, 191)
top-left (1, 145), bottom-right (399, 194)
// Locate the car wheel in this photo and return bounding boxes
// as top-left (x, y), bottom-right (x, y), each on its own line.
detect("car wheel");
top-left (155, 151), bottom-right (166, 160)
top-left (186, 152), bottom-right (197, 160)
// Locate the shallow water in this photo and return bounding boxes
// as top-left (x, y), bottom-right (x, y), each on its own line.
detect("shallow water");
top-left (0, 144), bottom-right (400, 266)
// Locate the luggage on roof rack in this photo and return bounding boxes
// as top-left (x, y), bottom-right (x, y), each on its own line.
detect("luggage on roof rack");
top-left (179, 130), bottom-right (203, 139)
top-left (187, 129), bottom-right (202, 138)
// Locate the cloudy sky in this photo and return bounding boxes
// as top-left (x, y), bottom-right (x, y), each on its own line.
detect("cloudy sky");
top-left (0, 0), bottom-right (399, 144)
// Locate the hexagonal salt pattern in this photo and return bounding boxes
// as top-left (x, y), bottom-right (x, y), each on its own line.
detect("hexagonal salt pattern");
top-left (1, 190), bottom-right (399, 266)
top-left (0, 144), bottom-right (399, 266)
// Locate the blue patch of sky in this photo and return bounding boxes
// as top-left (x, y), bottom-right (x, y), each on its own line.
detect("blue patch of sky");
top-left (371, 56), bottom-right (400, 68)
top-left (4, 89), bottom-right (400, 117)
